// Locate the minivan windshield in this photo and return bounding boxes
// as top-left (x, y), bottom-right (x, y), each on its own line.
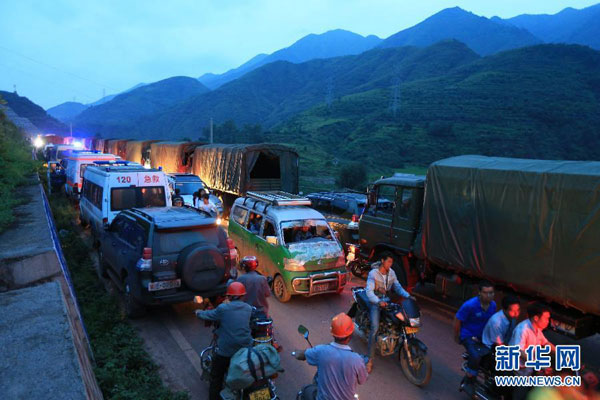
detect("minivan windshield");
top-left (175, 181), bottom-right (205, 195)
top-left (281, 219), bottom-right (335, 246)
top-left (111, 186), bottom-right (166, 211)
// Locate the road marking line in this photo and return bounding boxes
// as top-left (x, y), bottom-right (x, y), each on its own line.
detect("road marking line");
top-left (164, 317), bottom-right (204, 378)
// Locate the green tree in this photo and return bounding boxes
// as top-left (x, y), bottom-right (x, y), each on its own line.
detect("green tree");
top-left (336, 162), bottom-right (367, 191)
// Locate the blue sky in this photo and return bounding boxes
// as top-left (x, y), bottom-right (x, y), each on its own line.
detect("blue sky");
top-left (0, 0), bottom-right (597, 109)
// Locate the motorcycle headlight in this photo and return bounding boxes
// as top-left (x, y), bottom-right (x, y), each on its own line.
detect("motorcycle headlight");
top-left (409, 317), bottom-right (421, 327)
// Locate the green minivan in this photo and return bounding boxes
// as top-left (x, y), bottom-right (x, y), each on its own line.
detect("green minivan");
top-left (228, 192), bottom-right (349, 302)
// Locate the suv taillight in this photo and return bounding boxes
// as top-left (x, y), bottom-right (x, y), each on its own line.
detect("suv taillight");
top-left (136, 247), bottom-right (152, 271)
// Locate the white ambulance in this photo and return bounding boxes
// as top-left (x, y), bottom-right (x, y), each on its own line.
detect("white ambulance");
top-left (64, 150), bottom-right (117, 200)
top-left (80, 162), bottom-right (172, 243)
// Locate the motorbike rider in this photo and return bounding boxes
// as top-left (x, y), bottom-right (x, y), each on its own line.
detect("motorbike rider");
top-left (482, 294), bottom-right (520, 349)
top-left (294, 313), bottom-right (368, 400)
top-left (195, 281), bottom-right (253, 400)
top-left (454, 280), bottom-right (496, 393)
top-left (365, 252), bottom-right (415, 371)
top-left (236, 256), bottom-right (270, 317)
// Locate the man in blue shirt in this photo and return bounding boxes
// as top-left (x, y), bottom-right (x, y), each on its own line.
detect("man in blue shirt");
top-left (454, 280), bottom-right (496, 391)
top-left (294, 313), bottom-right (368, 400)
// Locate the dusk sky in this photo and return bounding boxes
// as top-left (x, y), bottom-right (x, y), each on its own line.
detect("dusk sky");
top-left (1, 0), bottom-right (598, 109)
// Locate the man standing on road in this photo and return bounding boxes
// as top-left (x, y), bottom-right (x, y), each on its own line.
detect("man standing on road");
top-left (454, 280), bottom-right (496, 394)
top-left (197, 193), bottom-right (218, 215)
top-left (365, 252), bottom-right (414, 371)
top-left (195, 282), bottom-right (253, 400)
top-left (293, 313), bottom-right (368, 400)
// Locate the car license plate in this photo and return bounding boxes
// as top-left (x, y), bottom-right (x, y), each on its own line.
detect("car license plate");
top-left (248, 387), bottom-right (270, 400)
top-left (405, 326), bottom-right (420, 334)
top-left (148, 279), bottom-right (181, 291)
top-left (313, 282), bottom-right (334, 293)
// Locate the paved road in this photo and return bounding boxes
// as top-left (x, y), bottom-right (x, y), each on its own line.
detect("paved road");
top-left (129, 276), bottom-right (467, 400)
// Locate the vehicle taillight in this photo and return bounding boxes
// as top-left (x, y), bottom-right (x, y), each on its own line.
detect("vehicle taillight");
top-left (136, 248), bottom-right (152, 271)
top-left (351, 214), bottom-right (359, 223)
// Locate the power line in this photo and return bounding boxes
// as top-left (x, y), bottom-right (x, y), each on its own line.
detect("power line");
top-left (0, 44), bottom-right (119, 91)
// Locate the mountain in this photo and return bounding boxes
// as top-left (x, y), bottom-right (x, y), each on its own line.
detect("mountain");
top-left (0, 91), bottom-right (68, 135)
top-left (504, 3), bottom-right (600, 49)
top-left (47, 101), bottom-right (89, 122)
top-left (73, 76), bottom-right (210, 136)
top-left (87, 82), bottom-right (147, 106)
top-left (129, 40), bottom-right (478, 140)
top-left (379, 7), bottom-right (541, 55)
top-left (198, 29), bottom-right (382, 89)
top-left (270, 44), bottom-right (600, 176)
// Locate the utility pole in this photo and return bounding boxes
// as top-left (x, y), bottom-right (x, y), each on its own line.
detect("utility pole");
top-left (209, 118), bottom-right (213, 144)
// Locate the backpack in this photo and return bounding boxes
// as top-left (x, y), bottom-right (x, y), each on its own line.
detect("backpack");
top-left (225, 344), bottom-right (284, 390)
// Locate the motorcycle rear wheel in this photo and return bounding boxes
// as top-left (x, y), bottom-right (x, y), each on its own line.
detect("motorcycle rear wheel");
top-left (399, 342), bottom-right (432, 387)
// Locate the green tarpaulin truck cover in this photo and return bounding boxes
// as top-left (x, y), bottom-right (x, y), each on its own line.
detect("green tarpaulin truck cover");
top-left (422, 155), bottom-right (600, 315)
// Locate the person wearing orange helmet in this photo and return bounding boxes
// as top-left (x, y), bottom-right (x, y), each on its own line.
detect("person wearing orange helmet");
top-left (195, 281), bottom-right (254, 400)
top-left (294, 313), bottom-right (368, 400)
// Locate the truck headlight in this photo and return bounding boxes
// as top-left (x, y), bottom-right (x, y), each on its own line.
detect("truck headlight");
top-left (284, 258), bottom-right (305, 271)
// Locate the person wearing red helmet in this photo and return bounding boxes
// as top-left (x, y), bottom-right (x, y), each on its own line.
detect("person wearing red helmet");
top-left (294, 313), bottom-right (368, 400)
top-left (237, 256), bottom-right (271, 317)
top-left (195, 281), bottom-right (253, 400)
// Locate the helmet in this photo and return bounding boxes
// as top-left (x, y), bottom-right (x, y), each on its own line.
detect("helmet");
top-left (241, 256), bottom-right (258, 272)
top-left (226, 281), bottom-right (246, 297)
top-left (330, 313), bottom-right (354, 338)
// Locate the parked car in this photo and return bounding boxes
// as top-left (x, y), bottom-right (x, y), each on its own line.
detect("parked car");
top-left (306, 191), bottom-right (366, 253)
top-left (80, 162), bottom-right (172, 245)
top-left (228, 191), bottom-right (348, 302)
top-left (97, 206), bottom-right (237, 317)
top-left (166, 173), bottom-right (224, 214)
top-left (63, 150), bottom-right (117, 200)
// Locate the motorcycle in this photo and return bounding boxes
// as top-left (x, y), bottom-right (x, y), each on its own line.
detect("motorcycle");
top-left (196, 300), bottom-right (280, 400)
top-left (348, 286), bottom-right (432, 387)
top-left (345, 244), bottom-right (370, 279)
top-left (292, 325), bottom-right (360, 400)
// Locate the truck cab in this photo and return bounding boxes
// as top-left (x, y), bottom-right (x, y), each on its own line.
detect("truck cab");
top-left (358, 173), bottom-right (425, 286)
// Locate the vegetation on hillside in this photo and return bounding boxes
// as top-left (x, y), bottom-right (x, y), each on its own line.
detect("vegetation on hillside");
top-left (0, 90), bottom-right (68, 134)
top-left (0, 103), bottom-right (38, 233)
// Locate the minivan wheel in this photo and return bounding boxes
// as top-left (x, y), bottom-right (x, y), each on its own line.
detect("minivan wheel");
top-left (124, 277), bottom-right (146, 318)
top-left (273, 275), bottom-right (291, 303)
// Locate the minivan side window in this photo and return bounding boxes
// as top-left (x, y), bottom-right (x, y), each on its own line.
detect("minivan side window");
top-left (82, 179), bottom-right (103, 209)
top-left (247, 212), bottom-right (263, 234)
top-left (232, 206), bottom-right (248, 226)
top-left (262, 220), bottom-right (276, 239)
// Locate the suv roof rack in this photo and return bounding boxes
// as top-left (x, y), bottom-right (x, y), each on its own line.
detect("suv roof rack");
top-left (246, 191), bottom-right (311, 206)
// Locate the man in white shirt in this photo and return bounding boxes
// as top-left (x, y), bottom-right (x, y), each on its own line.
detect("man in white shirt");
top-left (197, 193), bottom-right (218, 215)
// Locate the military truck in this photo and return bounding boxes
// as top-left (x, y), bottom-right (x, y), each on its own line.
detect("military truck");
top-left (191, 144), bottom-right (299, 214)
top-left (353, 155), bottom-right (600, 339)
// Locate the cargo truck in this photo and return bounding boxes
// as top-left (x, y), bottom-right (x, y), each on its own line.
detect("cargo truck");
top-left (351, 155), bottom-right (600, 339)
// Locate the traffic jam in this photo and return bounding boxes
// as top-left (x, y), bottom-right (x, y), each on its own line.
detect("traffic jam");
top-left (37, 135), bottom-right (600, 400)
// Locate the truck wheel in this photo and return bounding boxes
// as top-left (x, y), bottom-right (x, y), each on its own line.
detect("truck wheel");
top-left (392, 254), bottom-right (408, 288)
top-left (123, 276), bottom-right (146, 319)
top-left (273, 275), bottom-right (291, 303)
